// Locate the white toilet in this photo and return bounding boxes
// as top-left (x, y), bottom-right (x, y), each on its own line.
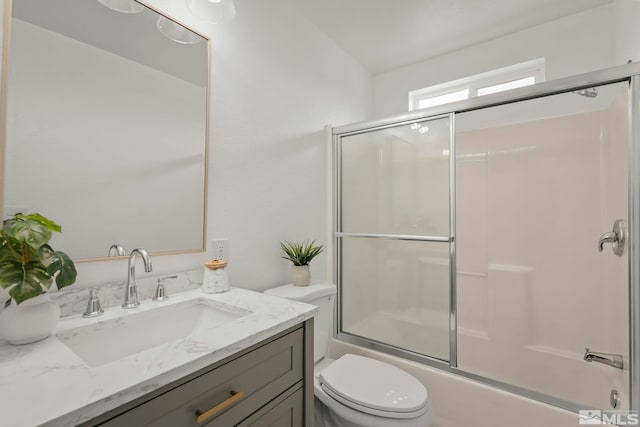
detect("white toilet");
top-left (264, 282), bottom-right (433, 427)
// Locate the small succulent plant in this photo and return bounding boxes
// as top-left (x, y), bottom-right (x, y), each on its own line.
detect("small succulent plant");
top-left (280, 240), bottom-right (324, 266)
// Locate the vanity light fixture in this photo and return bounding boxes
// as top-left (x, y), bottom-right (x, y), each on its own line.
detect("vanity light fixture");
top-left (157, 16), bottom-right (203, 44)
top-left (185, 0), bottom-right (236, 23)
top-left (96, 0), bottom-right (144, 14)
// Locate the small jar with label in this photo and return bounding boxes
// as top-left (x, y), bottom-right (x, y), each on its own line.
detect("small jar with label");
top-left (202, 260), bottom-right (230, 293)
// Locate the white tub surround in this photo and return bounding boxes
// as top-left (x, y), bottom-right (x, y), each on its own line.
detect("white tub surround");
top-left (0, 288), bottom-right (317, 427)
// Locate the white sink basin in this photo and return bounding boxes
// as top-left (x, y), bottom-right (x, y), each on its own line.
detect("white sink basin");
top-left (57, 298), bottom-right (251, 367)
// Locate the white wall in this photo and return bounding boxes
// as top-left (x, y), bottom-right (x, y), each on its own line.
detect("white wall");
top-left (0, 0), bottom-right (373, 290)
top-left (373, 4), bottom-right (616, 118)
top-left (613, 0), bottom-right (640, 65)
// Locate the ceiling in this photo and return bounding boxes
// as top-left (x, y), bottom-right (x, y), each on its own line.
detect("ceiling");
top-left (296, 0), bottom-right (614, 74)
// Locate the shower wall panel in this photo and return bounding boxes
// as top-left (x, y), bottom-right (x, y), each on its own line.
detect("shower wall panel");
top-left (455, 82), bottom-right (630, 409)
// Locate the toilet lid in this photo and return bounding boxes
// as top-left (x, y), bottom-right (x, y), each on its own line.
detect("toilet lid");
top-left (319, 354), bottom-right (428, 417)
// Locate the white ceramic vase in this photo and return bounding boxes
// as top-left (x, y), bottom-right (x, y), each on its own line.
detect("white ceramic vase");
top-left (292, 265), bottom-right (311, 286)
top-left (0, 293), bottom-right (60, 345)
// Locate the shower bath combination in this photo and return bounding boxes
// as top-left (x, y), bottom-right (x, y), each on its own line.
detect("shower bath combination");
top-left (332, 62), bottom-right (640, 416)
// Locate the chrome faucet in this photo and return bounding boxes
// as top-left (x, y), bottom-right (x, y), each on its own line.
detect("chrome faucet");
top-left (108, 243), bottom-right (126, 257)
top-left (584, 348), bottom-right (623, 370)
top-left (122, 248), bottom-right (152, 309)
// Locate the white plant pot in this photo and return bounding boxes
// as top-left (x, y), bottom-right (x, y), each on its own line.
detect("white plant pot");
top-left (0, 293), bottom-right (60, 345)
top-left (292, 265), bottom-right (311, 286)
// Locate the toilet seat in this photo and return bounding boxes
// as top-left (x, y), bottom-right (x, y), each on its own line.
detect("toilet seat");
top-left (318, 354), bottom-right (428, 420)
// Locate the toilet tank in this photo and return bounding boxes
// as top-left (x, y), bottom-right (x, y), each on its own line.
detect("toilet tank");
top-left (264, 282), bottom-right (336, 363)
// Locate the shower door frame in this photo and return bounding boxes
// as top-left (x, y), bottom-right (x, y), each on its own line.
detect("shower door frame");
top-left (333, 62), bottom-right (640, 414)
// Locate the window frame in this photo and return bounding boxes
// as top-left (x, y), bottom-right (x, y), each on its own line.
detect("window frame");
top-left (408, 58), bottom-right (546, 111)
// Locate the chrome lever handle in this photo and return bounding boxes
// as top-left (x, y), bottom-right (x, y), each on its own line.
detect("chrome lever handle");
top-left (598, 219), bottom-right (626, 256)
top-left (598, 232), bottom-right (617, 252)
top-left (153, 275), bottom-right (178, 302)
top-left (83, 289), bottom-right (104, 318)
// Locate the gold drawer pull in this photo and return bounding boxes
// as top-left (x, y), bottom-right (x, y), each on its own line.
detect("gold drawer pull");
top-left (195, 390), bottom-right (245, 423)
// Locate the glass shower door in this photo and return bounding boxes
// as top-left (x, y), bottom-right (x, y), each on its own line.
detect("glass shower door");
top-left (455, 81), bottom-right (630, 410)
top-left (338, 116), bottom-right (452, 361)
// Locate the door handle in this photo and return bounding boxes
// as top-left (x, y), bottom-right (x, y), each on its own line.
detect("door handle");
top-left (598, 219), bottom-right (625, 256)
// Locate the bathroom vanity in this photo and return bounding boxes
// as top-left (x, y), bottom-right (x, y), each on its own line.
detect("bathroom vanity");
top-left (86, 325), bottom-right (307, 426)
top-left (0, 288), bottom-right (316, 427)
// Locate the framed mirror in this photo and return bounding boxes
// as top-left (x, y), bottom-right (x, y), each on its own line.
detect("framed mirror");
top-left (0, 0), bottom-right (210, 261)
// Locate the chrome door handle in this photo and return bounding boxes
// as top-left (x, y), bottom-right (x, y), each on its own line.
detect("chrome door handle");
top-left (598, 219), bottom-right (625, 256)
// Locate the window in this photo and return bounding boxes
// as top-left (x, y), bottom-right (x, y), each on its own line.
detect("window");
top-left (408, 58), bottom-right (545, 111)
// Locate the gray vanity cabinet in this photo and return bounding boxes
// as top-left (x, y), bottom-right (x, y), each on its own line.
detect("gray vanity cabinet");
top-left (237, 386), bottom-right (303, 427)
top-left (85, 320), bottom-right (313, 427)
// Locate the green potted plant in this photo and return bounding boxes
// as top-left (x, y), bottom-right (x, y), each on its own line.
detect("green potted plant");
top-left (0, 213), bottom-right (77, 344)
top-left (280, 240), bottom-right (324, 286)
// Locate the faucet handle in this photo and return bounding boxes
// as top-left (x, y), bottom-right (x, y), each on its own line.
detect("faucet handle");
top-left (83, 289), bottom-right (104, 318)
top-left (153, 275), bottom-right (177, 302)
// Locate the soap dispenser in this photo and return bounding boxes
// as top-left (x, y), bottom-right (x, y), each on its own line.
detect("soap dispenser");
top-left (202, 260), bottom-right (230, 293)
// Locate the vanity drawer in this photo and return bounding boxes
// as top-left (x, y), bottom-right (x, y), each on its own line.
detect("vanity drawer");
top-left (237, 385), bottom-right (303, 427)
top-left (98, 327), bottom-right (303, 427)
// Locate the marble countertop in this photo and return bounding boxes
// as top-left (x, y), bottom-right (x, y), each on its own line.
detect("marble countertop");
top-left (0, 287), bottom-right (317, 427)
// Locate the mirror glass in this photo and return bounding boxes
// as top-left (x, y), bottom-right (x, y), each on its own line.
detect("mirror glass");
top-left (2, 0), bottom-right (209, 260)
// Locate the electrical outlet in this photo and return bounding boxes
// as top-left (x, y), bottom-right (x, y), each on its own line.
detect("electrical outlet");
top-left (212, 238), bottom-right (229, 260)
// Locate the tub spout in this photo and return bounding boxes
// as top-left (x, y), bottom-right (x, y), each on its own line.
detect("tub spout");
top-left (584, 348), bottom-right (623, 370)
